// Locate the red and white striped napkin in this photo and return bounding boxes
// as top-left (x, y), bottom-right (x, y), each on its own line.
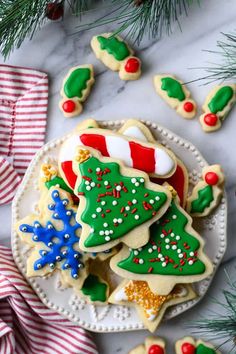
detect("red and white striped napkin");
top-left (0, 245), bottom-right (98, 354)
top-left (0, 64), bottom-right (48, 205)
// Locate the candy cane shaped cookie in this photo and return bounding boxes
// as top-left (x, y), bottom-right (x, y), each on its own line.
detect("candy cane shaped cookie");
top-left (91, 33), bottom-right (141, 80)
top-left (59, 65), bottom-right (95, 118)
top-left (199, 84), bottom-right (236, 132)
top-left (153, 75), bottom-right (197, 119)
top-left (186, 165), bottom-right (225, 217)
top-left (58, 128), bottom-right (177, 190)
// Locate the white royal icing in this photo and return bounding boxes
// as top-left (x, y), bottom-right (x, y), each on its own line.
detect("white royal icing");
top-left (122, 126), bottom-right (147, 142)
top-left (106, 135), bottom-right (133, 167)
top-left (154, 148), bottom-right (175, 175)
top-left (114, 287), bottom-right (128, 302)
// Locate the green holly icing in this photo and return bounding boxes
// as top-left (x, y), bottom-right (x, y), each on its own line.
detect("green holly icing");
top-left (208, 86), bottom-right (234, 114)
top-left (77, 156), bottom-right (168, 248)
top-left (161, 77), bottom-right (185, 101)
top-left (64, 67), bottom-right (92, 99)
top-left (45, 176), bottom-right (74, 195)
top-left (190, 185), bottom-right (214, 214)
top-left (97, 35), bottom-right (130, 61)
top-left (81, 274), bottom-right (108, 302)
top-left (196, 344), bottom-right (216, 354)
top-left (117, 199), bottom-right (206, 276)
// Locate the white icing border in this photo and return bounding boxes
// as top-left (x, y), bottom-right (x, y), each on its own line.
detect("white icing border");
top-left (11, 119), bottom-right (227, 333)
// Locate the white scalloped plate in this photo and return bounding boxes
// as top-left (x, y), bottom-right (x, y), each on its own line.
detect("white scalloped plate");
top-left (11, 119), bottom-right (227, 333)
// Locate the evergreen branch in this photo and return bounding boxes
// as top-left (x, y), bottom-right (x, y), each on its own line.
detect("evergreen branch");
top-left (0, 0), bottom-right (50, 58)
top-left (198, 31), bottom-right (236, 83)
top-left (74, 0), bottom-right (195, 45)
top-left (188, 271), bottom-right (236, 352)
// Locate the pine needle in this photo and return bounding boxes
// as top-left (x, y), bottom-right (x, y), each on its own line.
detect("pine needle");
top-left (75, 0), bottom-right (194, 44)
top-left (188, 271), bottom-right (236, 352)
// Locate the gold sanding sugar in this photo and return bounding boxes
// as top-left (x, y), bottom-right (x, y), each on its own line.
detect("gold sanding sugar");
top-left (124, 280), bottom-right (174, 319)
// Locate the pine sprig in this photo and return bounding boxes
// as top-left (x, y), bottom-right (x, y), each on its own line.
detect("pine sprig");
top-left (199, 31), bottom-right (236, 83)
top-left (0, 0), bottom-right (49, 58)
top-left (188, 271), bottom-right (236, 352)
top-left (75, 0), bottom-right (194, 45)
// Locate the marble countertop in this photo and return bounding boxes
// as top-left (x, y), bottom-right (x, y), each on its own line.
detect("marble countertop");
top-left (1, 0), bottom-right (236, 352)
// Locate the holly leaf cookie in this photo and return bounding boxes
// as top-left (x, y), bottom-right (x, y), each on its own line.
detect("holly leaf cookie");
top-left (59, 65), bottom-right (95, 118)
top-left (110, 194), bottom-right (213, 294)
top-left (91, 33), bottom-right (141, 80)
top-left (73, 147), bottom-right (172, 252)
top-left (58, 127), bottom-right (177, 191)
top-left (153, 75), bottom-right (197, 119)
top-left (186, 165), bottom-right (225, 217)
top-left (109, 281), bottom-right (196, 332)
top-left (16, 187), bottom-right (88, 291)
top-left (175, 336), bottom-right (221, 354)
top-left (199, 84), bottom-right (236, 132)
top-left (129, 337), bottom-right (166, 354)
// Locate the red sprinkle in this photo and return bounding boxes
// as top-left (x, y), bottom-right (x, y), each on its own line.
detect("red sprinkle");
top-left (97, 184), bottom-right (101, 188)
top-left (97, 177), bottom-right (102, 181)
top-left (122, 187), bottom-right (128, 193)
top-left (120, 207), bottom-right (125, 213)
top-left (124, 213), bottom-right (128, 217)
top-left (179, 268), bottom-right (183, 272)
top-left (77, 192), bottom-right (84, 196)
top-left (120, 182), bottom-right (124, 186)
top-left (106, 192), bottom-right (112, 196)
top-left (99, 193), bottom-right (106, 197)
top-left (148, 267), bottom-right (153, 273)
top-left (113, 189), bottom-right (117, 197)
top-left (82, 176), bottom-right (91, 181)
top-left (97, 199), bottom-right (101, 202)
top-left (128, 201), bottom-right (132, 206)
top-left (106, 209), bottom-right (111, 213)
top-left (106, 185), bottom-right (111, 189)
top-left (144, 193), bottom-right (149, 197)
top-left (173, 264), bottom-right (178, 269)
top-left (152, 211), bottom-right (157, 216)
top-left (131, 208), bottom-right (137, 214)
top-left (101, 214), bottom-right (105, 218)
top-left (158, 247), bottom-right (161, 252)
top-left (88, 168), bottom-right (92, 173)
top-left (116, 191), bottom-right (120, 198)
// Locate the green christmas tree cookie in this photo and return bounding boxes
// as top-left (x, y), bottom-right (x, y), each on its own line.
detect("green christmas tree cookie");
top-left (186, 164), bottom-right (224, 217)
top-left (199, 84), bottom-right (236, 132)
top-left (91, 33), bottom-right (142, 81)
top-left (59, 64), bottom-right (95, 118)
top-left (110, 193), bottom-right (213, 295)
top-left (73, 147), bottom-right (171, 253)
top-left (154, 74), bottom-right (197, 119)
top-left (175, 336), bottom-right (221, 354)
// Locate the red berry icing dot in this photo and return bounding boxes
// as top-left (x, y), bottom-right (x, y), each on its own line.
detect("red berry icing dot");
top-left (184, 101), bottom-right (194, 113)
top-left (148, 344), bottom-right (164, 354)
top-left (181, 342), bottom-right (196, 354)
top-left (205, 171), bottom-right (219, 186)
top-left (62, 100), bottom-right (76, 113)
top-left (125, 57), bottom-right (140, 73)
top-left (204, 113), bottom-right (218, 126)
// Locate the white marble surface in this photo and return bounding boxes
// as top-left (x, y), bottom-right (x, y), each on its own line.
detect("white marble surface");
top-left (1, 0), bottom-right (236, 352)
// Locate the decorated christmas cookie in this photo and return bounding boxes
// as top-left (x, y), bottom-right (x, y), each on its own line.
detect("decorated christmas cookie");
top-left (175, 336), bottom-right (221, 354)
top-left (119, 119), bottom-right (189, 207)
top-left (80, 273), bottom-right (109, 304)
top-left (129, 337), bottom-right (166, 354)
top-left (186, 165), bottom-right (224, 217)
top-left (91, 33), bottom-right (141, 80)
top-left (109, 281), bottom-right (196, 332)
top-left (58, 127), bottom-right (177, 190)
top-left (73, 147), bottom-right (172, 252)
top-left (153, 75), bottom-right (197, 119)
top-left (16, 187), bottom-right (88, 290)
top-left (59, 65), bottom-right (95, 118)
top-left (110, 192), bottom-right (213, 294)
top-left (199, 84), bottom-right (236, 132)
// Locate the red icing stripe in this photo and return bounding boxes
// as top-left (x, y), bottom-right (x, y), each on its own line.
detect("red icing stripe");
top-left (129, 141), bottom-right (155, 173)
top-left (61, 161), bottom-right (77, 189)
top-left (80, 134), bottom-right (109, 156)
top-left (151, 164), bottom-right (185, 206)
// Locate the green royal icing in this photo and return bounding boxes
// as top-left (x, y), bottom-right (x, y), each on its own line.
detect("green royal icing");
top-left (81, 274), bottom-right (108, 302)
top-left (97, 35), bottom-right (130, 61)
top-left (45, 176), bottom-right (74, 195)
top-left (64, 68), bottom-right (91, 99)
top-left (118, 199), bottom-right (206, 276)
top-left (196, 344), bottom-right (216, 354)
top-left (77, 156), bottom-right (168, 248)
top-left (161, 77), bottom-right (186, 101)
top-left (190, 184), bottom-right (214, 214)
top-left (208, 86), bottom-right (234, 114)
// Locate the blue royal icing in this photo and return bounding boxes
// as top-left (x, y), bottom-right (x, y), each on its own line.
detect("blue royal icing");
top-left (19, 190), bottom-right (83, 279)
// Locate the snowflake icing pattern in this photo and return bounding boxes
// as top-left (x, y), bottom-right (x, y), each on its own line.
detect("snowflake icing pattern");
top-left (19, 189), bottom-right (84, 279)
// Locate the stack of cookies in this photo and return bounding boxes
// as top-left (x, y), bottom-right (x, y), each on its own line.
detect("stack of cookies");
top-left (16, 118), bottom-right (225, 332)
